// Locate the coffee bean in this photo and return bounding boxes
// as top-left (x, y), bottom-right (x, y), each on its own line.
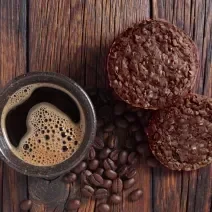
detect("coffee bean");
top-left (88, 159), bottom-right (99, 171)
top-left (135, 131), bottom-right (143, 142)
top-left (129, 189), bottom-right (143, 201)
top-left (73, 161), bottom-right (87, 174)
top-left (128, 152), bottom-right (139, 165)
top-left (123, 178), bottom-right (136, 190)
top-left (110, 150), bottom-right (120, 161)
top-left (81, 185), bottom-right (95, 197)
top-left (107, 135), bottom-right (118, 149)
top-left (118, 150), bottom-right (128, 165)
top-left (114, 102), bottom-right (126, 115)
top-left (112, 178), bottom-right (123, 193)
top-left (89, 173), bottom-right (104, 186)
top-left (125, 167), bottom-right (137, 179)
top-left (110, 194), bottom-right (122, 204)
top-left (115, 118), bottom-right (129, 128)
top-left (124, 112), bottom-right (137, 123)
top-left (146, 156), bottom-right (160, 168)
top-left (88, 147), bottom-right (96, 160)
top-left (95, 168), bottom-right (104, 175)
top-left (95, 188), bottom-right (109, 199)
top-left (19, 200), bottom-right (32, 211)
top-left (98, 203), bottom-right (110, 212)
top-left (105, 170), bottom-right (118, 180)
top-left (67, 199), bottom-right (81, 210)
top-left (93, 137), bottom-right (104, 150)
top-left (103, 158), bottom-right (117, 170)
top-left (101, 179), bottom-right (112, 189)
top-left (124, 137), bottom-right (136, 150)
top-left (117, 165), bottom-right (128, 177)
top-left (130, 123), bottom-right (140, 132)
top-left (99, 148), bottom-right (112, 159)
top-left (104, 123), bottom-right (115, 132)
top-left (81, 170), bottom-right (92, 184)
top-left (63, 172), bottom-right (77, 183)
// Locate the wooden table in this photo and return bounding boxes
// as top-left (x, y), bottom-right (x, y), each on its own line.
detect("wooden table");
top-left (0, 0), bottom-right (211, 211)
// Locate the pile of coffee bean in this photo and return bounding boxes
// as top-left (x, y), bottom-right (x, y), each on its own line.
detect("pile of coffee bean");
top-left (64, 89), bottom-right (160, 211)
top-left (19, 89), bottom-right (160, 211)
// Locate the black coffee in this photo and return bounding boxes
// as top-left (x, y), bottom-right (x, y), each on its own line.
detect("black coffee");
top-left (1, 83), bottom-right (85, 166)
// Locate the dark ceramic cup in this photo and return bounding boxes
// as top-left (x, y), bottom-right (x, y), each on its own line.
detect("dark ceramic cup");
top-left (0, 72), bottom-right (96, 178)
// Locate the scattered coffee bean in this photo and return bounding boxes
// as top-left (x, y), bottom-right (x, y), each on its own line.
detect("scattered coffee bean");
top-left (135, 131), bottom-right (143, 142)
top-left (124, 137), bottom-right (136, 150)
top-left (81, 170), bottom-right (92, 185)
top-left (125, 167), bottom-right (137, 179)
top-left (130, 123), bottom-right (140, 132)
top-left (89, 173), bottom-right (104, 186)
top-left (110, 150), bottom-right (120, 161)
top-left (129, 189), bottom-right (143, 201)
top-left (67, 199), bottom-right (81, 210)
top-left (95, 168), bottom-right (104, 175)
top-left (88, 147), bottom-right (96, 160)
top-left (73, 161), bottom-right (87, 174)
top-left (107, 135), bottom-right (118, 149)
top-left (146, 156), bottom-right (160, 168)
top-left (112, 178), bottom-right (123, 193)
top-left (103, 158), bottom-right (117, 170)
top-left (104, 123), bottom-right (115, 132)
top-left (105, 170), bottom-right (118, 180)
top-left (124, 112), bottom-right (136, 123)
top-left (128, 152), bottom-right (139, 165)
top-left (63, 172), bottom-right (77, 183)
top-left (123, 178), bottom-right (136, 190)
top-left (117, 165), bottom-right (128, 177)
top-left (102, 179), bottom-right (112, 189)
top-left (98, 203), bottom-right (110, 212)
top-left (99, 148), bottom-right (112, 159)
top-left (19, 200), bottom-right (32, 211)
top-left (114, 102), bottom-right (126, 115)
top-left (110, 194), bottom-right (122, 204)
top-left (118, 150), bottom-right (128, 165)
top-left (93, 137), bottom-right (105, 149)
top-left (81, 185), bottom-right (95, 197)
top-left (95, 188), bottom-right (109, 199)
top-left (88, 159), bottom-right (99, 171)
top-left (115, 117), bottom-right (129, 128)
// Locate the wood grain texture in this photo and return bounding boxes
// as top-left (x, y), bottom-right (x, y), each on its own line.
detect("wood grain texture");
top-left (0, 0), bottom-right (212, 211)
top-left (0, 1), bottom-right (28, 212)
top-left (152, 1), bottom-right (212, 212)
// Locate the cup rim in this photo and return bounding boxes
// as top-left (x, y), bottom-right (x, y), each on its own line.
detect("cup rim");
top-left (0, 72), bottom-right (96, 178)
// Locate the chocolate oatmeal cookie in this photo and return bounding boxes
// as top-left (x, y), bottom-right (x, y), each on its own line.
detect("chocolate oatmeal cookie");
top-left (107, 19), bottom-right (199, 109)
top-left (147, 94), bottom-right (212, 171)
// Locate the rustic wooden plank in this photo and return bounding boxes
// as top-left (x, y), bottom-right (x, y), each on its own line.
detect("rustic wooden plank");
top-left (152, 1), bottom-right (212, 212)
top-left (0, 0), bottom-right (28, 211)
top-left (29, 0), bottom-right (85, 86)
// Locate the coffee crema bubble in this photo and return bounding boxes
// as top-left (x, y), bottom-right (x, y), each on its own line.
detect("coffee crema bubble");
top-left (1, 83), bottom-right (85, 166)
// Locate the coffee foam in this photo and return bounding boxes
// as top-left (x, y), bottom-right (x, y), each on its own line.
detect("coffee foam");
top-left (1, 83), bottom-right (85, 166)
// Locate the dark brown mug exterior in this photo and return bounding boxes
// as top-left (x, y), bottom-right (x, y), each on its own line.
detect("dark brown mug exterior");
top-left (0, 72), bottom-right (96, 178)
